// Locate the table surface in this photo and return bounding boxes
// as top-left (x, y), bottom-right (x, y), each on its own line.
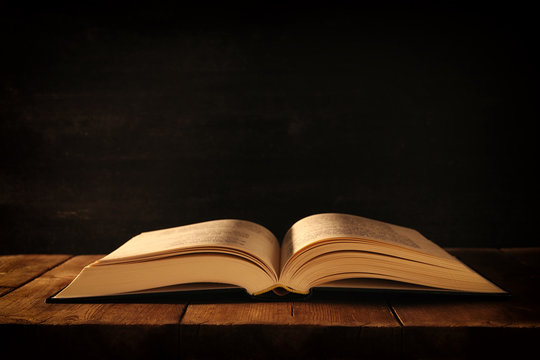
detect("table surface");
top-left (1, 248), bottom-right (539, 359)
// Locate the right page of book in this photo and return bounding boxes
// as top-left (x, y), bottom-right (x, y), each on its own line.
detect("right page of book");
top-left (280, 213), bottom-right (455, 270)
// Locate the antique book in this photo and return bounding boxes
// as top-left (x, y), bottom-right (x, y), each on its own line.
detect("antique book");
top-left (48, 213), bottom-right (506, 301)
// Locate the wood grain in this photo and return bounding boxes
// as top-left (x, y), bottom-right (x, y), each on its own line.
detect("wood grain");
top-left (291, 299), bottom-right (398, 327)
top-left (180, 296), bottom-right (401, 358)
top-left (392, 249), bottom-right (540, 327)
top-left (0, 254), bottom-right (71, 288)
top-left (0, 255), bottom-right (185, 360)
top-left (0, 255), bottom-right (186, 325)
top-left (182, 301), bottom-right (294, 325)
top-left (0, 287), bottom-right (11, 296)
top-left (1, 249), bottom-right (539, 359)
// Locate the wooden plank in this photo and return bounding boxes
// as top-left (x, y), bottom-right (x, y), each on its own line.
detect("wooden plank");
top-left (390, 248), bottom-right (540, 359)
top-left (1, 249), bottom-right (538, 359)
top-left (0, 254), bottom-right (71, 288)
top-left (0, 287), bottom-right (12, 296)
top-left (182, 301), bottom-right (294, 325)
top-left (0, 255), bottom-right (186, 325)
top-left (0, 255), bottom-right (186, 360)
top-left (180, 295), bottom-right (401, 359)
top-left (291, 297), bottom-right (399, 327)
top-left (392, 248), bottom-right (540, 326)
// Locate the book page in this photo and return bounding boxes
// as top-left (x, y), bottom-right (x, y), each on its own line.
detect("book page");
top-left (281, 213), bottom-right (453, 267)
top-left (100, 219), bottom-right (281, 275)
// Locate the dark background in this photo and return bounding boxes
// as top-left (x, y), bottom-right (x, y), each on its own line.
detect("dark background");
top-left (1, 1), bottom-right (537, 254)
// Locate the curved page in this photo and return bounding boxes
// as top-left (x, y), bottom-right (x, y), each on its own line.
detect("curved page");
top-left (100, 219), bottom-right (280, 278)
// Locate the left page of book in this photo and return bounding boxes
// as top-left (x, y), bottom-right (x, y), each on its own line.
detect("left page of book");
top-left (99, 219), bottom-right (281, 278)
top-left (52, 219), bottom-right (282, 299)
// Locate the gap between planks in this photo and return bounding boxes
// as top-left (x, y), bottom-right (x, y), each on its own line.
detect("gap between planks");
top-left (386, 298), bottom-right (404, 327)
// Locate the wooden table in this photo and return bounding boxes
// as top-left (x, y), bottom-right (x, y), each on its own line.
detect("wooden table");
top-left (1, 248), bottom-right (539, 359)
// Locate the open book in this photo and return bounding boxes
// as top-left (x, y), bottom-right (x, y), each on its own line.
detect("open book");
top-left (49, 213), bottom-right (505, 301)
